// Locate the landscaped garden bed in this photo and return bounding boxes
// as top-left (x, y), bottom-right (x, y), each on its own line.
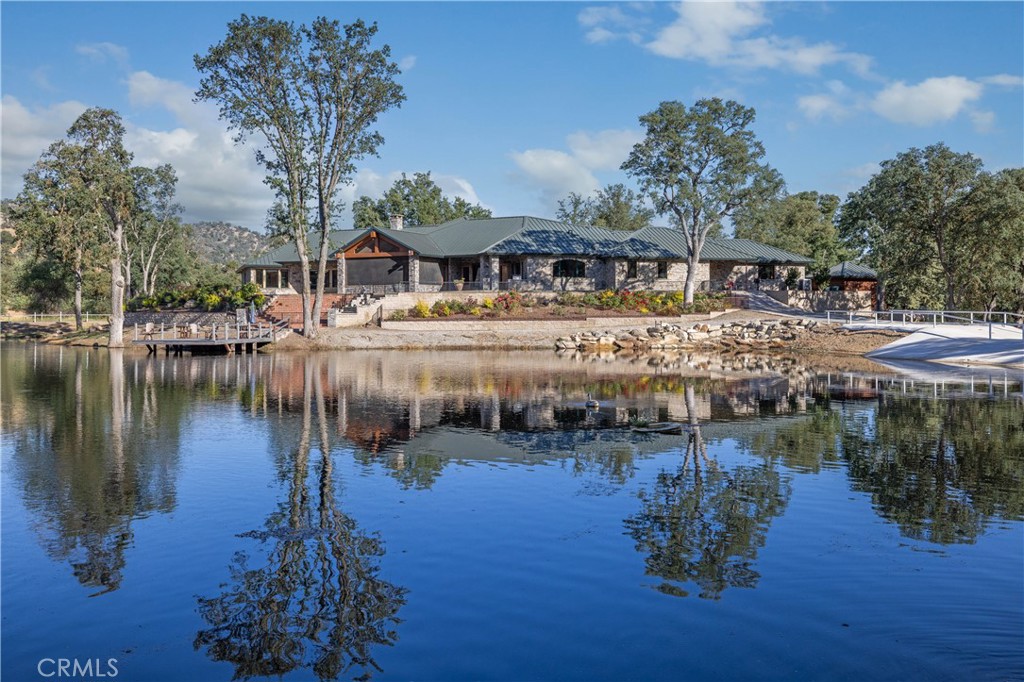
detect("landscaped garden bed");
top-left (387, 290), bottom-right (728, 321)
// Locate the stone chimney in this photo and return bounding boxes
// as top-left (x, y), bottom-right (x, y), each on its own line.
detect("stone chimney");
top-left (389, 214), bottom-right (404, 230)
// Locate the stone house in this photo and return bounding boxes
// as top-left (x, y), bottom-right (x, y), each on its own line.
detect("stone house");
top-left (239, 215), bottom-right (811, 295)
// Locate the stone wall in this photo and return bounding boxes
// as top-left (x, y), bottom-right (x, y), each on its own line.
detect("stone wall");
top-left (612, 260), bottom-right (708, 291)
top-left (767, 290), bottom-right (873, 312)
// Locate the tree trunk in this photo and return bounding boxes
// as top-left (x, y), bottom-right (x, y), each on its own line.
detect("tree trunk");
top-left (73, 250), bottom-right (84, 330)
top-left (109, 223), bottom-right (125, 348)
top-left (297, 248), bottom-right (313, 337)
top-left (310, 225), bottom-right (331, 339)
top-left (684, 252), bottom-right (698, 304)
top-left (309, 197), bottom-right (333, 340)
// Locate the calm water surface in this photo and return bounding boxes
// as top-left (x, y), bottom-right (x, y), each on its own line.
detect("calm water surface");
top-left (2, 345), bottom-right (1022, 681)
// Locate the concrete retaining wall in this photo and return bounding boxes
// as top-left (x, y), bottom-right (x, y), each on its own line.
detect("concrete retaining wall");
top-left (380, 311), bottom-right (729, 331)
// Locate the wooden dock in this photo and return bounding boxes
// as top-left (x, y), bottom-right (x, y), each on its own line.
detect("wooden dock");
top-left (131, 320), bottom-right (290, 355)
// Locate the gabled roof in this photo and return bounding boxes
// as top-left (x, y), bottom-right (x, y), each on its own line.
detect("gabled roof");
top-left (237, 216), bottom-right (814, 267)
top-left (829, 261), bottom-right (877, 279)
top-left (708, 239), bottom-right (813, 264)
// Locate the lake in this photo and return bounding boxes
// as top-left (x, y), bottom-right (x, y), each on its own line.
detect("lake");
top-left (2, 344), bottom-right (1022, 681)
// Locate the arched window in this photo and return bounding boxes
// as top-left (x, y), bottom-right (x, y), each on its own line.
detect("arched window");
top-left (552, 259), bottom-right (586, 278)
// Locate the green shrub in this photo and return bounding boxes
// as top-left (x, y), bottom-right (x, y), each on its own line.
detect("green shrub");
top-left (388, 310), bottom-right (407, 321)
top-left (431, 300), bottom-right (453, 317)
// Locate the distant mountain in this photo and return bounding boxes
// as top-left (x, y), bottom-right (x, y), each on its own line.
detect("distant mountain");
top-left (187, 221), bottom-right (271, 266)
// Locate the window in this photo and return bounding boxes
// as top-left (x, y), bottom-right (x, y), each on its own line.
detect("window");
top-left (758, 264), bottom-right (776, 279)
top-left (511, 260), bottom-right (523, 278)
top-left (626, 260), bottom-right (638, 279)
top-left (553, 259), bottom-right (586, 278)
top-left (657, 261), bottom-right (668, 279)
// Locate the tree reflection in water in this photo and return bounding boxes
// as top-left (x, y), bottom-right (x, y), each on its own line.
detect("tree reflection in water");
top-left (625, 385), bottom-right (791, 599)
top-left (2, 348), bottom-right (184, 595)
top-left (194, 358), bottom-right (407, 681)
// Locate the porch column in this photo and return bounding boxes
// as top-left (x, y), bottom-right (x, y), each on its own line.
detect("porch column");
top-left (338, 254), bottom-right (347, 294)
top-left (491, 256), bottom-right (501, 289)
top-left (408, 253), bottom-right (420, 293)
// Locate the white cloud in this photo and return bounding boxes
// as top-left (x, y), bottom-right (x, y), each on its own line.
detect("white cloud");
top-left (334, 169), bottom-right (490, 222)
top-left (75, 42), bottom-right (130, 69)
top-left (0, 96), bottom-right (88, 198)
top-left (566, 129), bottom-right (643, 170)
top-left (970, 110), bottom-right (996, 134)
top-left (120, 70), bottom-right (272, 226)
top-left (584, 1), bottom-right (873, 76)
top-left (797, 80), bottom-right (859, 121)
top-left (510, 149), bottom-right (600, 209)
top-left (647, 2), bottom-right (767, 62)
top-left (398, 55), bottom-right (417, 72)
top-left (980, 74), bottom-right (1024, 88)
top-left (578, 5), bottom-right (647, 45)
top-left (797, 94), bottom-right (846, 122)
top-left (511, 127), bottom-right (643, 210)
top-left (871, 76), bottom-right (983, 126)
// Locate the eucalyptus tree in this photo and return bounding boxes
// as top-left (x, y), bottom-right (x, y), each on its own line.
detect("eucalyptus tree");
top-left (15, 141), bottom-right (102, 328)
top-left (195, 15), bottom-right (405, 337)
top-left (125, 164), bottom-right (184, 297)
top-left (352, 171), bottom-right (491, 228)
top-left (52, 108), bottom-right (134, 345)
top-left (622, 98), bottom-right (782, 303)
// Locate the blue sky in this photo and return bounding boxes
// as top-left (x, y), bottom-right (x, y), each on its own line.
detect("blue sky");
top-left (2, 1), bottom-right (1022, 232)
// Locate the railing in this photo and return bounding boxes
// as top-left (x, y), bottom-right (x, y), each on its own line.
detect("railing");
top-left (827, 308), bottom-right (1024, 339)
top-left (826, 309), bottom-right (1024, 325)
top-left (1, 312), bottom-right (99, 323)
top-left (133, 318), bottom-right (290, 342)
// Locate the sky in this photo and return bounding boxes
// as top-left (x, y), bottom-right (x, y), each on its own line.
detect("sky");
top-left (2, 1), bottom-right (1022, 233)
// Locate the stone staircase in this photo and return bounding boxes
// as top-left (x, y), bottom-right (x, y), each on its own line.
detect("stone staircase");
top-left (261, 294), bottom-right (355, 329)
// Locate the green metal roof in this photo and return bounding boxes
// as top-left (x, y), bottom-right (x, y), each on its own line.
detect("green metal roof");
top-left (829, 261), bottom-right (877, 279)
top-left (237, 217), bottom-right (814, 267)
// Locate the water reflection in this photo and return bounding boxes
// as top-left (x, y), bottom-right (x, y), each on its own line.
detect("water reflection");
top-left (193, 359), bottom-right (407, 681)
top-left (2, 348), bottom-right (184, 595)
top-left (2, 343), bottom-right (1021, 619)
top-left (624, 383), bottom-right (792, 599)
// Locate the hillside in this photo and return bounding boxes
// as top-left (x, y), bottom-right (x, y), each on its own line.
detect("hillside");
top-left (187, 221), bottom-right (271, 266)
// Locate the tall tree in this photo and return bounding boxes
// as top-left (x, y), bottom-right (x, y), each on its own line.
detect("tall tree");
top-left (556, 183), bottom-right (654, 231)
top-left (955, 168), bottom-right (1024, 312)
top-left (66, 108), bottom-right (135, 346)
top-left (196, 15), bottom-right (405, 338)
top-left (14, 142), bottom-right (103, 328)
top-left (622, 99), bottom-right (782, 303)
top-left (839, 143), bottom-right (983, 309)
top-left (352, 171), bottom-right (491, 228)
top-left (125, 164), bottom-right (184, 297)
top-left (733, 191), bottom-right (848, 284)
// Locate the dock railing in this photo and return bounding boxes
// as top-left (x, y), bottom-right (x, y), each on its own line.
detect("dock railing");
top-left (133, 317), bottom-right (291, 343)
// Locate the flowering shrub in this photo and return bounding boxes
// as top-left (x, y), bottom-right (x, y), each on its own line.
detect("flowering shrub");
top-left (411, 301), bottom-right (431, 318)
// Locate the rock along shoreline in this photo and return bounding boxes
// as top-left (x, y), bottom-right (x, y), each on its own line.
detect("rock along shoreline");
top-left (556, 318), bottom-right (830, 353)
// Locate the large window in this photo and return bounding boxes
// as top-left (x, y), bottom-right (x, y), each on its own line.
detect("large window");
top-left (657, 262), bottom-right (668, 279)
top-left (553, 259), bottom-right (586, 278)
top-left (627, 260), bottom-right (638, 279)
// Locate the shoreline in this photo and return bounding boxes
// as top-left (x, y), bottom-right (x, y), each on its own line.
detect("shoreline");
top-left (10, 312), bottom-right (1019, 370)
